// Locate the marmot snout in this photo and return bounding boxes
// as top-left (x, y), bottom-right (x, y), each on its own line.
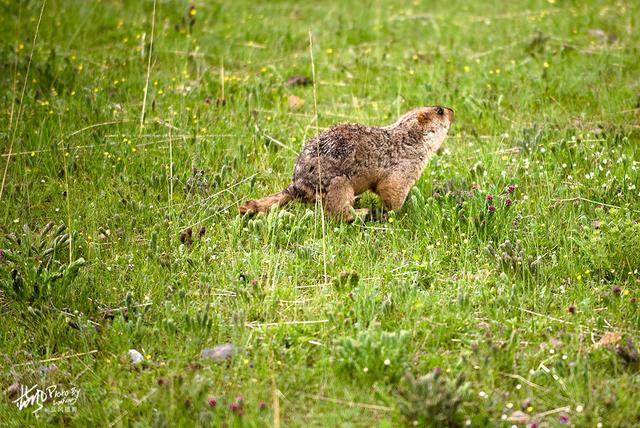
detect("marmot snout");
top-left (240, 106), bottom-right (454, 221)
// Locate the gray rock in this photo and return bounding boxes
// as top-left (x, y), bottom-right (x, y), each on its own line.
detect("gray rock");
top-left (200, 343), bottom-right (238, 362)
top-left (128, 349), bottom-right (144, 364)
top-left (37, 363), bottom-right (58, 376)
top-left (7, 383), bottom-right (21, 400)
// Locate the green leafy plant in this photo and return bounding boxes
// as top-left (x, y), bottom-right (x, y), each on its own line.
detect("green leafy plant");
top-left (396, 370), bottom-right (470, 427)
top-left (0, 223), bottom-right (85, 303)
top-left (333, 270), bottom-right (360, 291)
top-left (516, 124), bottom-right (544, 153)
top-left (586, 216), bottom-right (640, 280)
top-left (184, 303), bottom-right (214, 335)
top-left (334, 329), bottom-right (410, 383)
top-left (486, 239), bottom-right (540, 276)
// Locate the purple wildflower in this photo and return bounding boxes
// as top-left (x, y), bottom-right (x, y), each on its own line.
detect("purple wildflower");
top-left (559, 413), bottom-right (569, 424)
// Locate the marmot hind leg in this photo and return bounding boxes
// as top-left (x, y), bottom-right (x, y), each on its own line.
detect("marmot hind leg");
top-left (375, 173), bottom-right (413, 212)
top-left (322, 176), bottom-right (358, 222)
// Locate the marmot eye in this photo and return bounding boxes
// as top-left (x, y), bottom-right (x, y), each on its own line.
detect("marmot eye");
top-left (436, 107), bottom-right (444, 116)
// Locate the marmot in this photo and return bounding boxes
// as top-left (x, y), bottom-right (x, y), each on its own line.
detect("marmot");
top-left (239, 106), bottom-right (454, 221)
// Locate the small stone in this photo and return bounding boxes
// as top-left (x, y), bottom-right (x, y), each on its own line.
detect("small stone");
top-left (128, 349), bottom-right (144, 364)
top-left (200, 343), bottom-right (238, 362)
top-left (595, 331), bottom-right (624, 348)
top-left (7, 383), bottom-right (20, 400)
top-left (507, 410), bottom-right (530, 424)
top-left (37, 364), bottom-right (58, 376)
top-left (288, 95), bottom-right (305, 110)
top-left (285, 75), bottom-right (312, 86)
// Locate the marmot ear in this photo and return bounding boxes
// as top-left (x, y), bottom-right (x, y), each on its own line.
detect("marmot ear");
top-left (416, 110), bottom-right (429, 124)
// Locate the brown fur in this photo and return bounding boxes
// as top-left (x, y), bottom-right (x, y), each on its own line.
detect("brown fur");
top-left (238, 189), bottom-right (293, 215)
top-left (239, 106), bottom-right (454, 221)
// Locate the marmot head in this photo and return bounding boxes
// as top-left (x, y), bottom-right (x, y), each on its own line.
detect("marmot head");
top-left (389, 106), bottom-right (454, 151)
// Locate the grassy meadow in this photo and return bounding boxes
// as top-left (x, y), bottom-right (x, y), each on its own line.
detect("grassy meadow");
top-left (1, 0), bottom-right (640, 426)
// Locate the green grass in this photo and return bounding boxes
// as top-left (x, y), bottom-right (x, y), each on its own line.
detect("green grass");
top-left (1, 0), bottom-right (640, 426)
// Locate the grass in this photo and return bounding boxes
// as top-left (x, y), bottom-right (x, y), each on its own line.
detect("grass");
top-left (1, 0), bottom-right (639, 426)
